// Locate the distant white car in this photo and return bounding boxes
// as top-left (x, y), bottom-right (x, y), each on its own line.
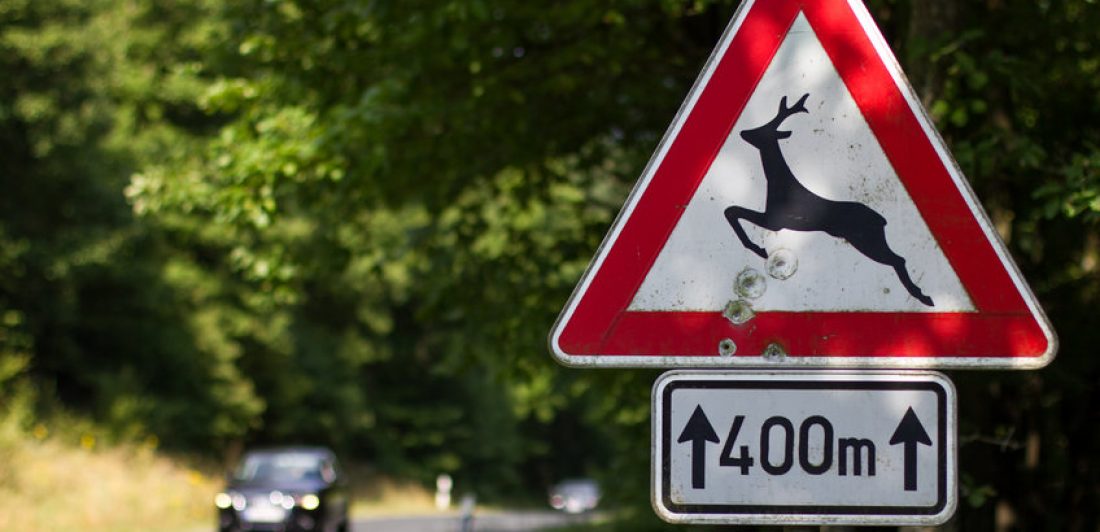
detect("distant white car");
top-left (548, 479), bottom-right (600, 514)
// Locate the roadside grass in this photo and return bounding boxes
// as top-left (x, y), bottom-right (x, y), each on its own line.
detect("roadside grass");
top-left (347, 466), bottom-right (440, 516)
top-left (0, 426), bottom-right (474, 530)
top-left (539, 508), bottom-right (685, 532)
top-left (346, 467), bottom-right (542, 518)
top-left (0, 427), bottom-right (218, 531)
top-left (0, 403), bottom-right (589, 530)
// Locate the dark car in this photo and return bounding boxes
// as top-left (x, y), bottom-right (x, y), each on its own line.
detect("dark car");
top-left (548, 478), bottom-right (600, 514)
top-left (216, 447), bottom-right (350, 532)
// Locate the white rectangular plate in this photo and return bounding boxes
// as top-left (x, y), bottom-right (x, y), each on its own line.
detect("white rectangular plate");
top-left (652, 370), bottom-right (956, 526)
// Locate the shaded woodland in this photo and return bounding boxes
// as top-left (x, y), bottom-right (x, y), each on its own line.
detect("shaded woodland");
top-left (1, 0), bottom-right (1097, 528)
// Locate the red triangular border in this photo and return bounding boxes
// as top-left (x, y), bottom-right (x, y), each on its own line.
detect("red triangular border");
top-left (551, 0), bottom-right (1054, 366)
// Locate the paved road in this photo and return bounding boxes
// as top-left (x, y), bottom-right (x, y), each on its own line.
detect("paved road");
top-left (352, 510), bottom-right (596, 532)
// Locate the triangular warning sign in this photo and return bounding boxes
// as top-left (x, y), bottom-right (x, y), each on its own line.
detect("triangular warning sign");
top-left (549, 0), bottom-right (1056, 368)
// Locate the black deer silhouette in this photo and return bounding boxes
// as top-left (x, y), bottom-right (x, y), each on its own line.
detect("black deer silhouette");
top-left (724, 93), bottom-right (934, 307)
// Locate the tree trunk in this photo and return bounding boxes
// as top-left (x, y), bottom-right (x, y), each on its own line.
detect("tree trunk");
top-left (906, 0), bottom-right (960, 105)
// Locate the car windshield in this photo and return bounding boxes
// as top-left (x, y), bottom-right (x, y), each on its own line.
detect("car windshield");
top-left (233, 452), bottom-right (329, 483)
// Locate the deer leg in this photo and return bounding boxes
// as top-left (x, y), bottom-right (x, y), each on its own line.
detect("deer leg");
top-left (850, 232), bottom-right (935, 307)
top-left (829, 206), bottom-right (935, 307)
top-left (724, 205), bottom-right (771, 259)
top-left (889, 257), bottom-right (935, 307)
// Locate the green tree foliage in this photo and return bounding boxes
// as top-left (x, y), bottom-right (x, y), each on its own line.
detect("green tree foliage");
top-left (129, 0), bottom-right (722, 492)
top-left (896, 2), bottom-right (1100, 529)
top-left (2, 0), bottom-right (1098, 526)
top-left (0, 0), bottom-right (262, 449)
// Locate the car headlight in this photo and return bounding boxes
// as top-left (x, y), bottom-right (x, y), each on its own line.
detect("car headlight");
top-left (215, 492), bottom-right (233, 509)
top-left (269, 490), bottom-right (296, 510)
top-left (300, 494), bottom-right (320, 511)
top-left (216, 491), bottom-right (247, 510)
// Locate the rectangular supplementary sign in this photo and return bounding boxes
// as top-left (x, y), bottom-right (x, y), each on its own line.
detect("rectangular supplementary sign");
top-left (652, 371), bottom-right (956, 526)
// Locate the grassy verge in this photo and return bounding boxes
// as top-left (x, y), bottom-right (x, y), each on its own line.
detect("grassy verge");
top-left (0, 429), bottom-right (218, 531)
top-left (347, 466), bottom-right (440, 516)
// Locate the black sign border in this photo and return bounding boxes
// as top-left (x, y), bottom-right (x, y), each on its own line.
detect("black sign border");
top-left (660, 379), bottom-right (949, 516)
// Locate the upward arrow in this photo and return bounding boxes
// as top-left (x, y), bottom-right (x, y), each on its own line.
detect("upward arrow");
top-left (889, 407), bottom-right (933, 491)
top-left (678, 405), bottom-right (720, 489)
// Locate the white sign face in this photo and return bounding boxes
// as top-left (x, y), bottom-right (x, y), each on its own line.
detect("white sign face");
top-left (629, 13), bottom-right (972, 314)
top-left (652, 371), bottom-right (956, 526)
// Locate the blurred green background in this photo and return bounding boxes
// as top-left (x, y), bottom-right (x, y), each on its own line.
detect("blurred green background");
top-left (0, 0), bottom-right (1097, 529)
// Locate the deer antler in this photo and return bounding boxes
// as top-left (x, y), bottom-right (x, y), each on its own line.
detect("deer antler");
top-left (775, 93), bottom-right (810, 123)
